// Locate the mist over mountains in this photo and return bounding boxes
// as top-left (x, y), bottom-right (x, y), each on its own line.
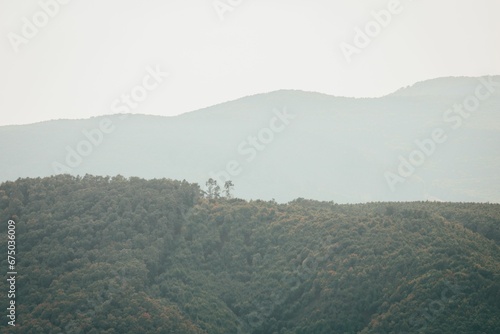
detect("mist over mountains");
top-left (1, 76), bottom-right (499, 203)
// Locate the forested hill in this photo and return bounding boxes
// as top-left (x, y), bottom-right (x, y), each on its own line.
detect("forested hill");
top-left (1, 175), bottom-right (500, 333)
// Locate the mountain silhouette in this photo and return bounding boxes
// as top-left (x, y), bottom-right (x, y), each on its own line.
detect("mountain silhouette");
top-left (1, 76), bottom-right (499, 203)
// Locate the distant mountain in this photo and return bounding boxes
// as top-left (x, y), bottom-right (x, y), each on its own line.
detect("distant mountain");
top-left (1, 76), bottom-right (499, 203)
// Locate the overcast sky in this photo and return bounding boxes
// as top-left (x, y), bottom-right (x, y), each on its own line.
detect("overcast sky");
top-left (0, 0), bottom-right (499, 126)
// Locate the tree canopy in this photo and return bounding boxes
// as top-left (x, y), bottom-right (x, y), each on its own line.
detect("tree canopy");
top-left (1, 175), bottom-right (499, 333)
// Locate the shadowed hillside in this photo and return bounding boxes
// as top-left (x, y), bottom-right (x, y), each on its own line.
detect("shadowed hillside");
top-left (1, 175), bottom-right (499, 333)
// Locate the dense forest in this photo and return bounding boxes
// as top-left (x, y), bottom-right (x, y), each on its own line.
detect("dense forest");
top-left (1, 175), bottom-right (500, 333)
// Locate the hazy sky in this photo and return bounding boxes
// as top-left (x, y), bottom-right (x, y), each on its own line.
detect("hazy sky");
top-left (1, 0), bottom-right (499, 126)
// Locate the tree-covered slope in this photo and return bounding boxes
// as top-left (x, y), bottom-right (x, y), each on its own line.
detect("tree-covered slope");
top-left (1, 176), bottom-right (499, 333)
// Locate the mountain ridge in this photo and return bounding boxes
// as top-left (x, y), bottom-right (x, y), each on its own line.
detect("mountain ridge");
top-left (1, 75), bottom-right (499, 203)
top-left (4, 75), bottom-right (499, 127)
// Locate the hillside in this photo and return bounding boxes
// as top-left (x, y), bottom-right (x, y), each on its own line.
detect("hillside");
top-left (0, 76), bottom-right (499, 203)
top-left (1, 175), bottom-right (500, 333)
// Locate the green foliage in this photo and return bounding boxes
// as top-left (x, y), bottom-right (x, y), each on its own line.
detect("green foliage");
top-left (1, 176), bottom-right (500, 333)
